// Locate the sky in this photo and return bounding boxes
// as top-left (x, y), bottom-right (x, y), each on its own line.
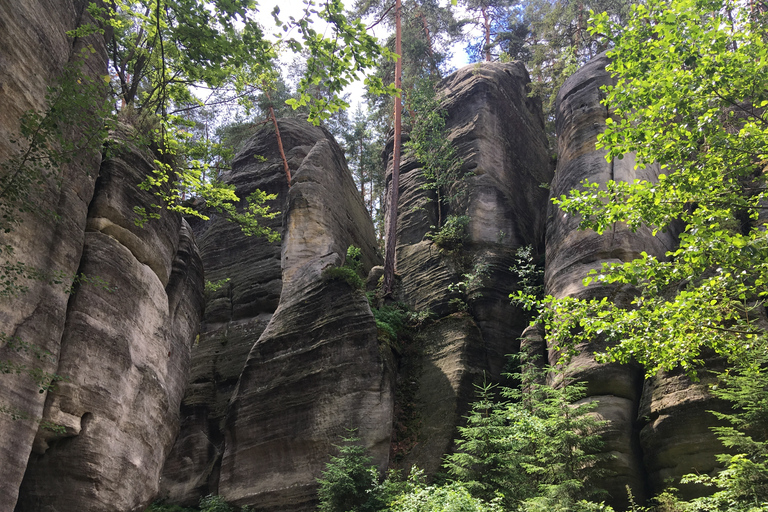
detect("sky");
top-left (255, 0), bottom-right (470, 109)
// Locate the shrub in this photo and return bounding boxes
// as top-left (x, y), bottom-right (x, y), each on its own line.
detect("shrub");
top-left (323, 246), bottom-right (365, 290)
top-left (425, 215), bottom-right (469, 252)
top-left (446, 355), bottom-right (609, 510)
top-left (317, 431), bottom-right (383, 512)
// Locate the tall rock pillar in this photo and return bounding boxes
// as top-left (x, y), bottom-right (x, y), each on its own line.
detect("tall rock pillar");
top-left (15, 127), bottom-right (205, 512)
top-left (386, 61), bottom-right (553, 474)
top-left (0, 2), bottom-right (108, 509)
top-left (547, 52), bottom-right (721, 504)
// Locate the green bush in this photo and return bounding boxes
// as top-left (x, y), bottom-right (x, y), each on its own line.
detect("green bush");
top-left (323, 267), bottom-right (365, 290)
top-left (145, 503), bottom-right (196, 512)
top-left (445, 355), bottom-right (609, 511)
top-left (372, 303), bottom-right (408, 342)
top-left (388, 480), bottom-right (502, 512)
top-left (322, 246), bottom-right (366, 290)
top-left (425, 215), bottom-right (469, 252)
top-left (317, 431), bottom-right (383, 512)
top-left (204, 278), bottom-right (231, 295)
top-left (145, 494), bottom-right (252, 512)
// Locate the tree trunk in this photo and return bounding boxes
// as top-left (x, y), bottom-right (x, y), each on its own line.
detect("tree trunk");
top-left (383, 0), bottom-right (402, 295)
top-left (359, 135), bottom-right (366, 210)
top-left (483, 5), bottom-right (491, 62)
top-left (269, 106), bottom-right (291, 187)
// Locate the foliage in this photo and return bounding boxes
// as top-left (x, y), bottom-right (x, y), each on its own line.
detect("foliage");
top-left (516, 0), bottom-right (768, 377)
top-left (276, 0), bottom-right (399, 123)
top-left (388, 474), bottom-right (503, 512)
top-left (323, 266), bottom-right (366, 289)
top-left (323, 245), bottom-right (366, 289)
top-left (317, 430), bottom-right (385, 512)
top-left (510, 245), bottom-right (545, 317)
top-left (355, 0), bottom-right (462, 122)
top-left (346, 245), bottom-right (364, 276)
top-left (204, 278), bottom-right (231, 295)
top-left (464, 0), bottom-right (632, 144)
top-left (0, 42), bottom-right (115, 426)
top-left (370, 302), bottom-right (410, 345)
top-left (523, 0), bottom-right (631, 119)
top-left (647, 355), bottom-right (768, 512)
top-left (0, 46), bottom-right (112, 237)
top-left (446, 355), bottom-right (609, 510)
top-left (448, 260), bottom-right (489, 312)
top-left (145, 494), bottom-right (254, 512)
top-left (405, 79), bottom-right (467, 228)
top-left (144, 500), bottom-right (195, 512)
top-left (508, 0), bottom-right (768, 509)
top-left (94, 0), bottom-right (273, 112)
top-left (342, 103), bottom-right (388, 240)
top-left (85, 0), bottom-right (402, 240)
top-left (0, 333), bottom-right (66, 395)
top-left (459, 0), bottom-right (518, 63)
top-left (425, 214), bottom-right (469, 251)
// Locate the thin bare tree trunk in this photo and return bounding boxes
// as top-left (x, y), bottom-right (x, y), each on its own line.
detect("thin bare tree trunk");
top-left (483, 5), bottom-right (491, 61)
top-left (268, 105), bottom-right (291, 187)
top-left (383, 0), bottom-right (402, 295)
top-left (359, 135), bottom-right (366, 209)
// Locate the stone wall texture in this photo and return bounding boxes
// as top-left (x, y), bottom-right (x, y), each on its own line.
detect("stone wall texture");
top-left (160, 119), bottom-right (390, 511)
top-left (0, 4), bottom-right (204, 511)
top-left (385, 61), bottom-right (554, 475)
top-left (0, 2), bottom-right (108, 509)
top-left (547, 52), bottom-right (723, 506)
top-left (14, 128), bottom-right (205, 512)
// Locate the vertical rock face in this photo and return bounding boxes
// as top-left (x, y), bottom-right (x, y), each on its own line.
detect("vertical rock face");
top-left (159, 120), bottom-right (306, 504)
top-left (637, 367), bottom-right (727, 497)
top-left (548, 52), bottom-right (721, 504)
top-left (161, 119), bottom-right (389, 511)
top-left (0, 2), bottom-right (108, 509)
top-left (388, 61), bottom-right (553, 474)
top-left (15, 127), bottom-right (205, 512)
top-left (547, 53), bottom-right (663, 504)
top-left (219, 126), bottom-right (389, 511)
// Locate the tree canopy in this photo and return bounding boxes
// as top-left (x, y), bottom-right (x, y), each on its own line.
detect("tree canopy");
top-left (517, 0), bottom-right (768, 377)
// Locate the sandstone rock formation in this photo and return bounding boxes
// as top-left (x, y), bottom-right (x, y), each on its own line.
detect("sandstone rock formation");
top-left (12, 127), bottom-right (204, 512)
top-left (547, 52), bottom-right (722, 504)
top-left (386, 61), bottom-right (553, 474)
top-left (0, 7), bottom-right (734, 507)
top-left (159, 120), bottom-right (302, 504)
top-left (160, 119), bottom-right (390, 511)
top-left (0, 2), bottom-right (109, 509)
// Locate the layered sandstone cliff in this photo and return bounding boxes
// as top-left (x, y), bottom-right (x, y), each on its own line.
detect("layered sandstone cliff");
top-left (547, 52), bottom-right (723, 504)
top-left (0, 7), bottom-right (732, 508)
top-left (0, 1), bottom-right (109, 508)
top-left (160, 119), bottom-right (390, 511)
top-left (0, 4), bottom-right (204, 511)
top-left (386, 61), bottom-right (554, 475)
top-left (16, 127), bottom-right (205, 512)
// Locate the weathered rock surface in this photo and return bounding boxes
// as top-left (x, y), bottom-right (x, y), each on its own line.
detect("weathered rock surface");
top-left (160, 119), bottom-right (389, 511)
top-left (399, 315), bottom-right (487, 476)
top-left (0, 2), bottom-right (108, 509)
top-left (638, 367), bottom-right (728, 496)
top-left (387, 61), bottom-right (553, 474)
top-left (15, 127), bottom-right (205, 512)
top-left (547, 52), bottom-right (663, 505)
top-left (159, 120), bottom-right (308, 504)
top-left (548, 52), bottom-right (721, 505)
top-left (219, 125), bottom-right (388, 511)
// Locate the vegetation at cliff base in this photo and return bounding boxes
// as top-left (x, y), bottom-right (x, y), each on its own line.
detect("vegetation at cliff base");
top-left (316, 353), bottom-right (613, 512)
top-left (512, 0), bottom-right (768, 509)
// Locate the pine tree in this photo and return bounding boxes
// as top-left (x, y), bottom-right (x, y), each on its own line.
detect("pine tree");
top-left (446, 354), bottom-right (609, 510)
top-left (317, 431), bottom-right (383, 512)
